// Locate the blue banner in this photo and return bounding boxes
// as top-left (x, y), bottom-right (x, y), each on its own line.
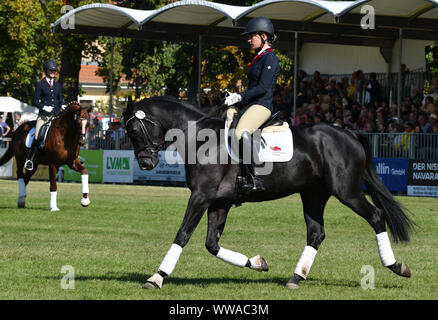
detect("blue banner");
top-left (372, 158), bottom-right (408, 192)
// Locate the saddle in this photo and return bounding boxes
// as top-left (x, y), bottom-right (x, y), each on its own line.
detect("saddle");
top-left (224, 108), bottom-right (294, 202)
top-left (225, 109), bottom-right (293, 164)
top-left (25, 120), bottom-right (53, 150)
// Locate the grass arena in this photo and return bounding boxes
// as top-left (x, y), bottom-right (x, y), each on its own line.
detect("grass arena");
top-left (0, 179), bottom-right (437, 300)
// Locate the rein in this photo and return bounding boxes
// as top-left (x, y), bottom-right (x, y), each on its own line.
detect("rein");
top-left (125, 103), bottom-right (227, 155)
top-left (180, 103), bottom-right (227, 133)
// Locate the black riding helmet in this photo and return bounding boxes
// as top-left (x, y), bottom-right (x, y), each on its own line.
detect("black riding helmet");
top-left (43, 59), bottom-right (58, 71)
top-left (241, 17), bottom-right (275, 43)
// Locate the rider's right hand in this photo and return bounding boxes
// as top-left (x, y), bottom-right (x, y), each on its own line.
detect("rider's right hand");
top-left (42, 106), bottom-right (53, 113)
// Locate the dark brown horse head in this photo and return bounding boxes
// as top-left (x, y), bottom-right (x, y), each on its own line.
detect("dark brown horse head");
top-left (62, 101), bottom-right (91, 146)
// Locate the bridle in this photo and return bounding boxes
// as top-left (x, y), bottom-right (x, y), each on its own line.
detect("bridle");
top-left (124, 110), bottom-right (165, 155)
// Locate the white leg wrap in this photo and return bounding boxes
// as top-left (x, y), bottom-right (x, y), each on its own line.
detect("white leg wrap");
top-left (158, 243), bottom-right (183, 276)
top-left (50, 191), bottom-right (59, 211)
top-left (18, 178), bottom-right (26, 197)
top-left (81, 174), bottom-right (89, 194)
top-left (294, 246), bottom-right (317, 279)
top-left (216, 247), bottom-right (249, 268)
top-left (376, 232), bottom-right (396, 267)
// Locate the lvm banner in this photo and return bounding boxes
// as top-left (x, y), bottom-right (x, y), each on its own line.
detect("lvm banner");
top-left (408, 160), bottom-right (438, 197)
top-left (103, 150), bottom-right (134, 183)
top-left (64, 150), bottom-right (103, 182)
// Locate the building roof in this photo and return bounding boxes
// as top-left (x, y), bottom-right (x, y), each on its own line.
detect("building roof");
top-left (79, 64), bottom-right (130, 85)
top-left (79, 64), bottom-right (104, 84)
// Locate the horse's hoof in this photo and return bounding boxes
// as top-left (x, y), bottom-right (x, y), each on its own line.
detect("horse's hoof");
top-left (388, 262), bottom-right (411, 278)
top-left (285, 281), bottom-right (300, 289)
top-left (249, 255), bottom-right (269, 272)
top-left (285, 273), bottom-right (304, 289)
top-left (81, 197), bottom-right (90, 207)
top-left (51, 207), bottom-right (60, 212)
top-left (142, 273), bottom-right (163, 289)
top-left (18, 196), bottom-right (26, 208)
top-left (142, 281), bottom-right (161, 289)
top-left (400, 263), bottom-right (411, 278)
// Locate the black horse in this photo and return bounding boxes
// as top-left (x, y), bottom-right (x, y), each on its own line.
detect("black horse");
top-left (123, 96), bottom-right (412, 289)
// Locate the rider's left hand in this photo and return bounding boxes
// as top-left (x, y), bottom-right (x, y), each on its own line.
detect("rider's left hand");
top-left (61, 105), bottom-right (67, 111)
top-left (224, 93), bottom-right (242, 106)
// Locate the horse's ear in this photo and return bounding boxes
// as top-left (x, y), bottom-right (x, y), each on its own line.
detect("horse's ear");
top-left (127, 96), bottom-right (133, 113)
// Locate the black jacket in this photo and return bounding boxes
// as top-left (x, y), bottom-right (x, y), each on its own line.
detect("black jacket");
top-left (240, 50), bottom-right (280, 111)
top-left (34, 78), bottom-right (64, 116)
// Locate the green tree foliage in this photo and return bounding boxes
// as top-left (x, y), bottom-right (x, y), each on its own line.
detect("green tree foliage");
top-left (0, 0), bottom-right (63, 102)
top-left (0, 0), bottom-right (104, 103)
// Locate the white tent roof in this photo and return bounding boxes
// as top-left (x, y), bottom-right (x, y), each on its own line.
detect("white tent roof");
top-left (51, 0), bottom-right (438, 48)
top-left (0, 97), bottom-right (39, 121)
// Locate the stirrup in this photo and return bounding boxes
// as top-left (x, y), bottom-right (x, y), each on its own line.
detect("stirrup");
top-left (24, 160), bottom-right (34, 171)
top-left (242, 174), bottom-right (265, 192)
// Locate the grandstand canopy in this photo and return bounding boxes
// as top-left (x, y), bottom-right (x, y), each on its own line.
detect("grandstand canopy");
top-left (51, 0), bottom-right (438, 116)
top-left (51, 0), bottom-right (438, 50)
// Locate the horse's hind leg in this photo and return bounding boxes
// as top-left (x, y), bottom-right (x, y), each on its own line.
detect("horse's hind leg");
top-left (16, 160), bottom-right (27, 208)
top-left (17, 159), bottom-right (37, 208)
top-left (337, 192), bottom-right (411, 278)
top-left (286, 188), bottom-right (330, 289)
top-left (205, 200), bottom-right (268, 272)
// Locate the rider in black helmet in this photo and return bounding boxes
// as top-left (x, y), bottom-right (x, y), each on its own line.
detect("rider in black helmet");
top-left (224, 17), bottom-right (280, 192)
top-left (24, 59), bottom-right (64, 171)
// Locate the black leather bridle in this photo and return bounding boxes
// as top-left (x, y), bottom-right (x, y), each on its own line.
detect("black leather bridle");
top-left (124, 110), bottom-right (165, 156)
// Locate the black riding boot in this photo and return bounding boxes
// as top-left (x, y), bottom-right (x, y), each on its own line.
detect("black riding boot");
top-left (241, 131), bottom-right (265, 192)
top-left (24, 139), bottom-right (38, 171)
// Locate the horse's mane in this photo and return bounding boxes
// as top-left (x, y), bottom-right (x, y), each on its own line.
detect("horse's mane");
top-left (146, 96), bottom-right (207, 116)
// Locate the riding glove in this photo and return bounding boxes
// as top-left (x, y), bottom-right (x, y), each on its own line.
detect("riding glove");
top-left (42, 106), bottom-right (54, 113)
top-left (224, 93), bottom-right (242, 106)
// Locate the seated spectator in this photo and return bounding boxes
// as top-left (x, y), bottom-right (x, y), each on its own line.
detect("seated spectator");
top-left (14, 113), bottom-right (22, 130)
top-left (429, 113), bottom-right (438, 129)
top-left (377, 122), bottom-right (386, 133)
top-left (417, 113), bottom-right (431, 133)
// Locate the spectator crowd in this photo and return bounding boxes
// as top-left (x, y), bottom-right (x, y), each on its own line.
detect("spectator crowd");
top-left (199, 69), bottom-right (438, 137)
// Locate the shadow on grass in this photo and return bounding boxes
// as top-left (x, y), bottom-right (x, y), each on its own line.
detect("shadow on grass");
top-left (42, 272), bottom-right (285, 286)
top-left (0, 205), bottom-right (47, 212)
top-left (42, 272), bottom-right (403, 289)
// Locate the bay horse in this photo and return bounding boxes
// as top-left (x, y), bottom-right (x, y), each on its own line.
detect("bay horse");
top-left (122, 96), bottom-right (413, 289)
top-left (0, 101), bottom-right (91, 211)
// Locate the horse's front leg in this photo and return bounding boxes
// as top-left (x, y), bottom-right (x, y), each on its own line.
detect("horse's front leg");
top-left (143, 192), bottom-right (213, 289)
top-left (49, 162), bottom-right (59, 211)
top-left (205, 200), bottom-right (268, 272)
top-left (71, 157), bottom-right (90, 207)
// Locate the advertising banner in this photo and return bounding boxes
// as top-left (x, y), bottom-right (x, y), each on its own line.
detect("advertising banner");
top-left (133, 150), bottom-right (186, 183)
top-left (407, 160), bottom-right (438, 197)
top-left (103, 150), bottom-right (134, 183)
top-left (373, 158), bottom-right (408, 192)
top-left (64, 149), bottom-right (103, 182)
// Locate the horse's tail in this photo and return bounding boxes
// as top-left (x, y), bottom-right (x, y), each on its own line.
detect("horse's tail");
top-left (0, 142), bottom-right (13, 167)
top-left (356, 133), bottom-right (413, 243)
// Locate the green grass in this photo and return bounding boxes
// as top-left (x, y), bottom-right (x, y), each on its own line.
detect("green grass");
top-left (0, 179), bottom-right (437, 300)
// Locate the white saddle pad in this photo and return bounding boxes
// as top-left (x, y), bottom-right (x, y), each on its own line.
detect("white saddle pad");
top-left (25, 127), bottom-right (35, 148)
top-left (224, 122), bottom-right (293, 163)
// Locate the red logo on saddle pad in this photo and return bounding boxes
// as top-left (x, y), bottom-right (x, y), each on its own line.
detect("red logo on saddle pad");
top-left (270, 146), bottom-right (282, 151)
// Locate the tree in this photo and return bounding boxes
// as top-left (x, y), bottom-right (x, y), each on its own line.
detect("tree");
top-left (0, 0), bottom-right (62, 103)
